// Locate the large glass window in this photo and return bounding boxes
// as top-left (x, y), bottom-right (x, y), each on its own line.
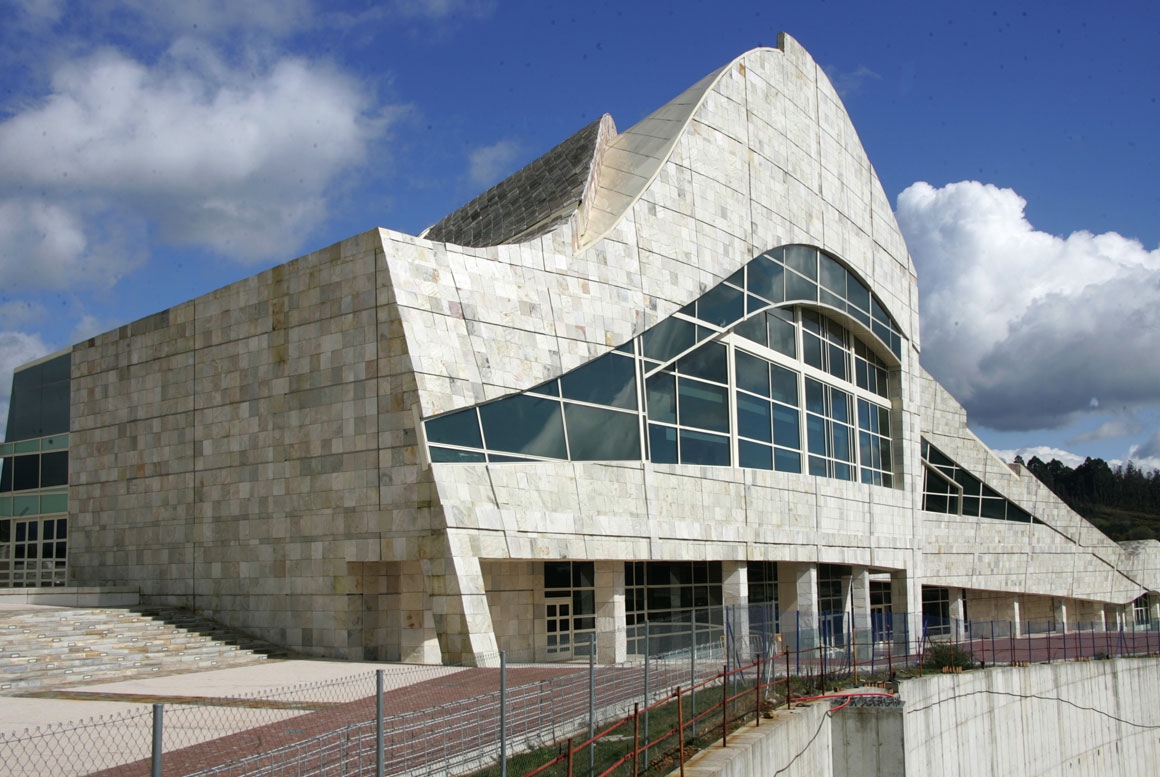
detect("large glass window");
top-left (921, 439), bottom-right (1039, 524)
top-left (626, 561), bottom-right (723, 655)
top-left (423, 245), bottom-right (902, 490)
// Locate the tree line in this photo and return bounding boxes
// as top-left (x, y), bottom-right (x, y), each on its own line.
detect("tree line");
top-left (1019, 456), bottom-right (1160, 541)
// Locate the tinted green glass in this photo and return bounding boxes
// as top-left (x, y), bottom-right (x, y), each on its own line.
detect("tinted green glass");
top-left (40, 493), bottom-right (67, 514)
top-left (695, 282), bottom-right (745, 327)
top-left (734, 350), bottom-right (770, 397)
top-left (736, 394), bottom-right (772, 443)
top-left (739, 440), bottom-right (772, 470)
top-left (564, 404), bottom-right (640, 460)
top-left (768, 315), bottom-right (796, 357)
top-left (785, 272), bottom-right (817, 302)
top-left (819, 254), bottom-right (847, 295)
top-left (648, 424), bottom-right (678, 464)
top-left (646, 373), bottom-right (677, 424)
top-left (747, 256), bottom-right (784, 303)
top-left (426, 408), bottom-right (483, 448)
top-left (479, 395), bottom-right (567, 458)
top-left (560, 352), bottom-right (637, 409)
top-left (677, 342), bottom-right (728, 383)
top-left (771, 365), bottom-right (798, 406)
top-left (783, 245), bottom-right (817, 279)
top-left (773, 404), bottom-right (800, 448)
top-left (679, 430), bottom-right (730, 466)
top-left (429, 446), bottom-right (486, 463)
top-left (642, 317), bottom-right (697, 362)
top-left (678, 379), bottom-right (729, 433)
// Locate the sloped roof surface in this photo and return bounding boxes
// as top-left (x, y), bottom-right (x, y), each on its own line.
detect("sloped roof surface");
top-left (424, 118), bottom-right (604, 247)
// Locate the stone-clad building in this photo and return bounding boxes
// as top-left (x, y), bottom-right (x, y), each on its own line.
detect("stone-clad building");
top-left (3, 35), bottom-right (1159, 664)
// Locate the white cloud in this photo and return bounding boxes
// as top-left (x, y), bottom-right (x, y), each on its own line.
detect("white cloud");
top-left (993, 446), bottom-right (1087, 468)
top-left (1068, 419), bottom-right (1144, 445)
top-left (823, 64), bottom-right (881, 97)
top-left (69, 314), bottom-right (112, 343)
top-left (0, 330), bottom-right (51, 440)
top-left (898, 180), bottom-right (1160, 431)
top-left (116, 0), bottom-right (314, 38)
top-left (13, 0), bottom-right (64, 24)
top-left (0, 300), bottom-right (48, 328)
top-left (468, 139), bottom-right (522, 187)
top-left (391, 0), bottom-right (496, 21)
top-left (0, 45), bottom-right (396, 267)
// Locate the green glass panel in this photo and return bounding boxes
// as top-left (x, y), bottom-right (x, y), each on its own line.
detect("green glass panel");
top-left (564, 404), bottom-right (640, 461)
top-left (430, 446), bottom-right (486, 463)
top-left (42, 435), bottom-right (68, 451)
top-left (13, 440), bottom-right (39, 454)
top-left (560, 352), bottom-right (637, 410)
top-left (40, 493), bottom-right (68, 514)
top-left (426, 409), bottom-right (483, 448)
top-left (13, 495), bottom-right (38, 516)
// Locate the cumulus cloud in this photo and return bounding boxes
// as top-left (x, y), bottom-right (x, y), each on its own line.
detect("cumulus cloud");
top-left (0, 44), bottom-right (395, 268)
top-left (898, 181), bottom-right (1160, 431)
top-left (116, 0), bottom-right (314, 38)
top-left (0, 330), bottom-right (51, 440)
top-left (994, 446), bottom-right (1087, 468)
top-left (1133, 429), bottom-right (1160, 461)
top-left (468, 139), bottom-right (523, 187)
top-left (1068, 419), bottom-right (1144, 445)
top-left (391, 0), bottom-right (496, 21)
top-left (823, 64), bottom-right (881, 97)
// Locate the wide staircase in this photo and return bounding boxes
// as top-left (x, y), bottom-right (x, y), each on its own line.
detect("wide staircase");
top-left (0, 606), bottom-right (285, 693)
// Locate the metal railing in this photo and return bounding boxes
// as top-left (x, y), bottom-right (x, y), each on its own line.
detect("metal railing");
top-left (3, 605), bottom-right (1159, 777)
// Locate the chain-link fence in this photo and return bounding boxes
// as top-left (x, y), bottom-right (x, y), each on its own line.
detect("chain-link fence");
top-left (3, 604), bottom-right (1159, 777)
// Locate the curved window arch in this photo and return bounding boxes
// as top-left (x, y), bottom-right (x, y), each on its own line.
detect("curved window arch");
top-left (423, 245), bottom-right (903, 487)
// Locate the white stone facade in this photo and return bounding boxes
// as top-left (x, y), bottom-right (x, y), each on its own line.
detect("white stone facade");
top-left (24, 34), bottom-right (1160, 663)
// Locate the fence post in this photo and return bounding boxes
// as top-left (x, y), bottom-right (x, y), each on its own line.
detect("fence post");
top-left (690, 638), bottom-right (697, 737)
top-left (643, 619), bottom-right (650, 768)
top-left (796, 611), bottom-right (801, 675)
top-left (588, 645), bottom-right (596, 777)
top-left (677, 687), bottom-right (686, 777)
top-left (754, 654), bottom-right (762, 726)
top-left (500, 650), bottom-right (507, 777)
top-left (785, 649), bottom-right (792, 709)
top-left (151, 704), bottom-right (164, 777)
top-left (566, 737), bottom-right (574, 777)
top-left (632, 704), bottom-right (640, 777)
top-left (376, 669), bottom-right (385, 777)
top-left (721, 664), bottom-right (728, 747)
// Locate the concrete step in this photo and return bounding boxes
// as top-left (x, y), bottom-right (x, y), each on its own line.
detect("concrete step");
top-left (0, 606), bottom-right (276, 692)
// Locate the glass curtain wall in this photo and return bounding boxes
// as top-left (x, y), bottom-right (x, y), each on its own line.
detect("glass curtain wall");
top-left (425, 246), bottom-right (900, 489)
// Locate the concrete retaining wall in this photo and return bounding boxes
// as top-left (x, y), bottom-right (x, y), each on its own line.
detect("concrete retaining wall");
top-left (900, 659), bottom-right (1160, 777)
top-left (676, 702), bottom-right (833, 777)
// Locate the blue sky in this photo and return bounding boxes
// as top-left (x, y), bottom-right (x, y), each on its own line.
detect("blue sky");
top-left (1, 0), bottom-right (1158, 471)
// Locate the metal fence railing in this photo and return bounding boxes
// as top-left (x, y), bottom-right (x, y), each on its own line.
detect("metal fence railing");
top-left (2, 604), bottom-right (1158, 777)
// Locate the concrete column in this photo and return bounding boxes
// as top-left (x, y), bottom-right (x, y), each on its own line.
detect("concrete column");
top-left (594, 560), bottom-right (626, 664)
top-left (948, 588), bottom-right (967, 641)
top-left (421, 540), bottom-right (499, 666)
top-left (1010, 599), bottom-right (1022, 638)
top-left (1053, 598), bottom-right (1069, 634)
top-left (778, 562), bottom-right (818, 650)
top-left (1149, 593), bottom-right (1160, 627)
top-left (890, 570), bottom-right (918, 656)
top-left (849, 567), bottom-right (871, 659)
top-left (721, 561), bottom-right (750, 651)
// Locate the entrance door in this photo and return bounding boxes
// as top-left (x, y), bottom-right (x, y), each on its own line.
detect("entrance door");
top-left (544, 562), bottom-right (596, 659)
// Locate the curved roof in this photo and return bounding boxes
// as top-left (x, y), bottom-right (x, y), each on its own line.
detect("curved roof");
top-left (423, 115), bottom-right (614, 247)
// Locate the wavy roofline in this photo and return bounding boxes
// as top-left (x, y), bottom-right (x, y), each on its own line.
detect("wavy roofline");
top-left (574, 42), bottom-right (785, 251)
